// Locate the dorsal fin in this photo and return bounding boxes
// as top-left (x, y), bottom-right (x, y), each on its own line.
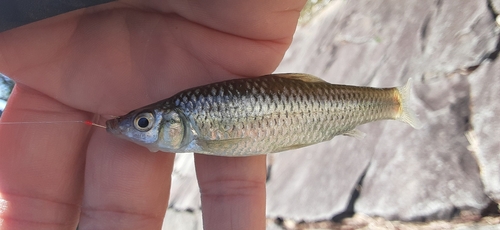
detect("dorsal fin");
top-left (273, 73), bottom-right (327, 83)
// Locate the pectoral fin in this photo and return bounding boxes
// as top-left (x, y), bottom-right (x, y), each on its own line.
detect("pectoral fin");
top-left (197, 138), bottom-right (249, 154)
top-left (342, 129), bottom-right (366, 139)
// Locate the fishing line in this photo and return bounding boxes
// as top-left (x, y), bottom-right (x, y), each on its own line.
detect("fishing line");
top-left (0, 120), bottom-right (106, 129)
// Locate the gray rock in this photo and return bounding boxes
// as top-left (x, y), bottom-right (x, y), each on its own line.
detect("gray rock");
top-left (266, 135), bottom-right (372, 220)
top-left (168, 153), bottom-right (200, 211)
top-left (162, 208), bottom-right (203, 230)
top-left (469, 59), bottom-right (500, 203)
top-left (265, 220), bottom-right (285, 230)
top-left (491, 0), bottom-right (500, 14)
top-left (454, 224), bottom-right (500, 230)
top-left (269, 0), bottom-right (498, 221)
top-left (355, 75), bottom-right (489, 221)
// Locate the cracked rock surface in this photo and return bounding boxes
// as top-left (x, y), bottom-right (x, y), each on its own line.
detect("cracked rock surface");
top-left (163, 0), bottom-right (500, 228)
top-left (469, 59), bottom-right (500, 203)
top-left (268, 0), bottom-right (499, 222)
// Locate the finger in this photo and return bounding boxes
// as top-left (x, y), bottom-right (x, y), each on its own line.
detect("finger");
top-left (194, 154), bottom-right (267, 230)
top-left (0, 85), bottom-right (92, 229)
top-left (79, 129), bottom-right (175, 230)
top-left (135, 0), bottom-right (306, 40)
top-left (0, 2), bottom-right (301, 115)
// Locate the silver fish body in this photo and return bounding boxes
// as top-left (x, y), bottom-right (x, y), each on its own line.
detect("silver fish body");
top-left (106, 74), bottom-right (421, 156)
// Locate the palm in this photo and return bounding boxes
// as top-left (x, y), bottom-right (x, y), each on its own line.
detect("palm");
top-left (0, 1), bottom-right (303, 229)
top-left (3, 2), bottom-right (297, 114)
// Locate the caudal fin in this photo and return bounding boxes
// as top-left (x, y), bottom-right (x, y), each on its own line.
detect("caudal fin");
top-left (396, 78), bottom-right (423, 129)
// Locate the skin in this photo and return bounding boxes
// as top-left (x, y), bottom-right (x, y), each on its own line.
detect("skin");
top-left (0, 0), bottom-right (305, 229)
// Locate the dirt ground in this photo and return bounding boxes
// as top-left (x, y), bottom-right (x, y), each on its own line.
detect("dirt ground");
top-left (269, 203), bottom-right (500, 230)
top-left (270, 213), bottom-right (500, 230)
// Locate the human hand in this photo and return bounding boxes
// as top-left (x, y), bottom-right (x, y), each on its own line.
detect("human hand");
top-left (0, 0), bottom-right (304, 229)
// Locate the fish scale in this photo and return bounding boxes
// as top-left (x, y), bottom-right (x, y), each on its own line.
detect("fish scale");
top-left (106, 73), bottom-right (422, 156)
top-left (172, 75), bottom-right (396, 154)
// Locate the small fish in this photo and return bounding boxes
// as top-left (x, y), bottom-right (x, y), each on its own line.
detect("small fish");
top-left (106, 73), bottom-right (422, 156)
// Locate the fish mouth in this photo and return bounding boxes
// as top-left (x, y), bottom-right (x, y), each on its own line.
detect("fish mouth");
top-left (105, 119), bottom-right (120, 135)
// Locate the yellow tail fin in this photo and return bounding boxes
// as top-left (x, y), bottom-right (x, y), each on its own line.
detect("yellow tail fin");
top-left (396, 78), bottom-right (423, 129)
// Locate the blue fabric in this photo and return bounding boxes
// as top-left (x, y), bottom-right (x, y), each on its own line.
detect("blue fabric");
top-left (0, 0), bottom-right (114, 32)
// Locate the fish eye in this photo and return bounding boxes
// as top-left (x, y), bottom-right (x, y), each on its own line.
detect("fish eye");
top-left (133, 112), bottom-right (155, 131)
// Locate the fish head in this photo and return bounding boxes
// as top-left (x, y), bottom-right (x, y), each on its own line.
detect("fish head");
top-left (106, 106), bottom-right (188, 152)
top-left (106, 107), bottom-right (164, 151)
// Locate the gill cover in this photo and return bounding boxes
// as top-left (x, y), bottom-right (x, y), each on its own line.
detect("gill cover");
top-left (158, 110), bottom-right (188, 151)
